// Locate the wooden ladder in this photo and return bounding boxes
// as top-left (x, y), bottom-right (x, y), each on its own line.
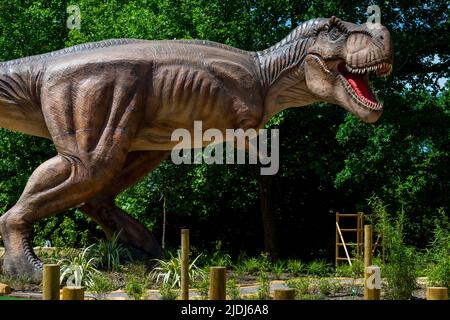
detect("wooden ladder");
top-left (335, 212), bottom-right (364, 266)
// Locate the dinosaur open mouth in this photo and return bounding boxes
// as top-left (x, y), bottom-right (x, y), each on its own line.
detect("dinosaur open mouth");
top-left (336, 60), bottom-right (392, 111)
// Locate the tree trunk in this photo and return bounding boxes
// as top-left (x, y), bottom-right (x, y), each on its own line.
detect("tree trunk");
top-left (259, 174), bottom-right (279, 259)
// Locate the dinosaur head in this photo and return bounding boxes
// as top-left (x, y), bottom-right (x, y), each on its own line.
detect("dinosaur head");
top-left (304, 16), bottom-right (393, 123)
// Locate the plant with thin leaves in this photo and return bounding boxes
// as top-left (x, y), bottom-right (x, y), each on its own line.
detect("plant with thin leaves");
top-left (93, 231), bottom-right (131, 272)
top-left (149, 250), bottom-right (206, 288)
top-left (194, 276), bottom-right (209, 300)
top-left (286, 259), bottom-right (305, 276)
top-left (257, 272), bottom-right (271, 300)
top-left (159, 283), bottom-right (179, 300)
top-left (227, 277), bottom-right (241, 300)
top-left (271, 261), bottom-right (286, 280)
top-left (59, 244), bottom-right (99, 287)
top-left (369, 196), bottom-right (418, 299)
top-left (285, 278), bottom-right (310, 297)
top-left (307, 260), bottom-right (333, 277)
top-left (125, 275), bottom-right (148, 300)
top-left (425, 209), bottom-right (450, 288)
top-left (88, 272), bottom-right (115, 300)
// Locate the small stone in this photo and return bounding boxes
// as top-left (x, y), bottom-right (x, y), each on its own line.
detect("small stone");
top-left (0, 283), bottom-right (12, 295)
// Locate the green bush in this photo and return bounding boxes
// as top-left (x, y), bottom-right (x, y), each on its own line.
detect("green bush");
top-left (425, 210), bottom-right (450, 288)
top-left (125, 276), bottom-right (148, 300)
top-left (159, 283), bottom-right (179, 300)
top-left (285, 278), bottom-right (310, 297)
top-left (93, 232), bottom-right (131, 272)
top-left (307, 260), bottom-right (333, 277)
top-left (203, 241), bottom-right (233, 268)
top-left (88, 272), bottom-right (115, 300)
top-left (149, 251), bottom-right (206, 288)
top-left (59, 245), bottom-right (99, 287)
top-left (256, 272), bottom-right (271, 300)
top-left (226, 277), bottom-right (241, 300)
top-left (286, 259), bottom-right (305, 276)
top-left (238, 252), bottom-right (272, 275)
top-left (194, 276), bottom-right (209, 300)
top-left (317, 279), bottom-right (333, 296)
top-left (370, 196), bottom-right (418, 299)
top-left (271, 261), bottom-right (286, 280)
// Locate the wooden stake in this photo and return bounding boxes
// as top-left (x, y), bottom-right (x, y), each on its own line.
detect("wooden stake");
top-left (209, 266), bottom-right (226, 300)
top-left (43, 264), bottom-right (60, 300)
top-left (181, 228), bottom-right (189, 300)
top-left (61, 286), bottom-right (85, 300)
top-left (336, 222), bottom-right (352, 266)
top-left (364, 225), bottom-right (373, 268)
top-left (426, 287), bottom-right (448, 300)
top-left (364, 266), bottom-right (381, 300)
top-left (274, 289), bottom-right (296, 300)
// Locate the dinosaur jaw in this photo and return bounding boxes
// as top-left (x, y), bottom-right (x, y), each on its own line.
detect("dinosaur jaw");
top-left (335, 60), bottom-right (392, 111)
top-left (304, 53), bottom-right (392, 122)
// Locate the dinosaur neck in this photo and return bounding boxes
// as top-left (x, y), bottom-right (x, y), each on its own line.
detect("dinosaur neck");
top-left (257, 38), bottom-right (318, 124)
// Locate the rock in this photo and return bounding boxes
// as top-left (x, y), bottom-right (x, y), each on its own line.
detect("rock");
top-left (0, 283), bottom-right (11, 295)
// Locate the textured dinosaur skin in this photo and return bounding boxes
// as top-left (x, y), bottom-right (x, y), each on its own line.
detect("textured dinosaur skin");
top-left (0, 17), bottom-right (393, 279)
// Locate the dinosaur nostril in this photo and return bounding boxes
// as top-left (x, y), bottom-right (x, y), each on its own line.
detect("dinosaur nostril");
top-left (380, 35), bottom-right (384, 40)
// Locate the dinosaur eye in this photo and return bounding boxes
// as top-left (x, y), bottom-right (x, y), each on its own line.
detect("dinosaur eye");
top-left (329, 27), bottom-right (342, 40)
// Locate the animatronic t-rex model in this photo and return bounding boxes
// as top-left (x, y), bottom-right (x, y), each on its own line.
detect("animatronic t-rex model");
top-left (0, 17), bottom-right (393, 279)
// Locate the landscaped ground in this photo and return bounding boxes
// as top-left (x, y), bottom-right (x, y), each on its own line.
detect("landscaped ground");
top-left (0, 246), bottom-right (434, 300)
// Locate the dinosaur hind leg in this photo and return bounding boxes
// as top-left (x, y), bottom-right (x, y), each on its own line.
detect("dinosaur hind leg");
top-left (0, 153), bottom-right (129, 280)
top-left (81, 150), bottom-right (170, 260)
top-left (0, 66), bottom-right (144, 280)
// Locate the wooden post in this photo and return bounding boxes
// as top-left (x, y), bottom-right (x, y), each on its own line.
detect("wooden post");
top-left (61, 286), bottom-right (85, 300)
top-left (335, 212), bottom-right (339, 266)
top-left (426, 287), bottom-right (448, 300)
top-left (274, 289), bottom-right (296, 300)
top-left (209, 267), bottom-right (226, 300)
top-left (181, 228), bottom-right (189, 300)
top-left (364, 225), bottom-right (373, 268)
top-left (43, 264), bottom-right (60, 300)
top-left (364, 266), bottom-right (381, 300)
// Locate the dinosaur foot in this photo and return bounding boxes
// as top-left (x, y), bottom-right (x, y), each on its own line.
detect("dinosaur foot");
top-left (0, 214), bottom-right (43, 282)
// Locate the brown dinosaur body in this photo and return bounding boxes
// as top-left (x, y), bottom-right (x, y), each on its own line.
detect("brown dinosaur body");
top-left (0, 17), bottom-right (393, 279)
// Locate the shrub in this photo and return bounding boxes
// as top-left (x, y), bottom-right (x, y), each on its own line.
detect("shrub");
top-left (149, 251), bottom-right (206, 288)
top-left (93, 231), bottom-right (131, 272)
top-left (125, 276), bottom-right (147, 300)
top-left (59, 244), bottom-right (99, 287)
top-left (285, 278), bottom-right (310, 296)
top-left (317, 279), bottom-right (333, 296)
top-left (307, 260), bottom-right (333, 277)
top-left (286, 259), bottom-right (305, 276)
top-left (194, 276), bottom-right (209, 300)
top-left (159, 283), bottom-right (179, 300)
top-left (256, 272), bottom-right (271, 300)
top-left (227, 277), bottom-right (241, 300)
top-left (239, 252), bottom-right (271, 275)
top-left (369, 196), bottom-right (418, 299)
top-left (271, 261), bottom-right (286, 280)
top-left (88, 272), bottom-right (115, 300)
top-left (425, 210), bottom-right (450, 288)
top-left (204, 241), bottom-right (233, 268)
